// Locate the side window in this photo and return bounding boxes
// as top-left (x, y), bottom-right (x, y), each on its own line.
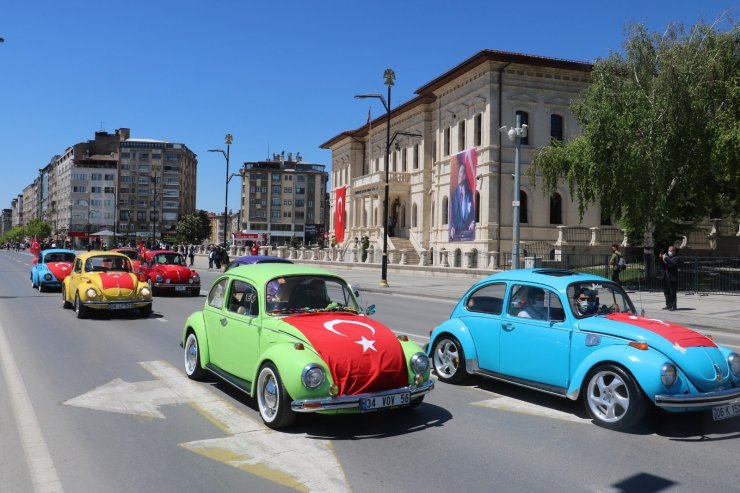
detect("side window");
top-left (507, 284), bottom-right (529, 317)
top-left (74, 259), bottom-right (83, 273)
top-left (508, 284), bottom-right (565, 322)
top-left (207, 278), bottom-right (228, 309)
top-left (465, 282), bottom-right (506, 314)
top-left (227, 280), bottom-right (259, 317)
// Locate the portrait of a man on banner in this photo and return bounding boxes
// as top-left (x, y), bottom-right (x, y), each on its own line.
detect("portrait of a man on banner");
top-left (449, 149), bottom-right (476, 242)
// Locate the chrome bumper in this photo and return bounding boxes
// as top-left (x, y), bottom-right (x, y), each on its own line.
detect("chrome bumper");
top-left (83, 300), bottom-right (151, 308)
top-left (291, 379), bottom-right (434, 413)
top-left (152, 283), bottom-right (199, 289)
top-left (655, 386), bottom-right (740, 408)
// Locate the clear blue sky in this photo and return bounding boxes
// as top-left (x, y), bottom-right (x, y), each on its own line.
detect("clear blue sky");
top-left (1, 0), bottom-right (736, 214)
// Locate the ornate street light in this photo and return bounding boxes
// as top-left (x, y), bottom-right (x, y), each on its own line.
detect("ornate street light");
top-left (500, 114), bottom-right (528, 269)
top-left (209, 133), bottom-right (233, 247)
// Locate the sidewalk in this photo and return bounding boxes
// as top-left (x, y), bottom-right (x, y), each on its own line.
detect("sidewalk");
top-left (193, 254), bottom-right (739, 333)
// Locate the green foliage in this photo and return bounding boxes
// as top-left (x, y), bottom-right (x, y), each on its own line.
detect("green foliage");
top-left (174, 210), bottom-right (211, 245)
top-left (530, 19), bottom-right (740, 247)
top-left (25, 219), bottom-right (51, 240)
top-left (2, 226), bottom-right (26, 243)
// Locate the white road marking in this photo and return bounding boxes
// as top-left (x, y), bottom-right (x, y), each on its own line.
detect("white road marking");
top-left (472, 395), bottom-right (591, 424)
top-left (0, 319), bottom-right (65, 492)
top-left (155, 318), bottom-right (168, 323)
top-left (65, 360), bottom-right (349, 492)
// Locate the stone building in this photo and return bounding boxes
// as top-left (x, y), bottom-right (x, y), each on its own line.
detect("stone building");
top-left (321, 49), bottom-right (617, 266)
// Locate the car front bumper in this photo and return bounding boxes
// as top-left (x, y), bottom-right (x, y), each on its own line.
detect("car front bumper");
top-left (152, 283), bottom-right (199, 290)
top-left (82, 300), bottom-right (152, 310)
top-left (655, 386), bottom-right (740, 408)
top-left (291, 379), bottom-right (434, 413)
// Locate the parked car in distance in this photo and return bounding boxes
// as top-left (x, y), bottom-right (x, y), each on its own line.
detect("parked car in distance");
top-left (31, 248), bottom-right (76, 292)
top-left (181, 263), bottom-right (433, 429)
top-left (225, 254), bottom-right (293, 272)
top-left (140, 250), bottom-right (200, 296)
top-left (427, 268), bottom-right (740, 430)
top-left (61, 251), bottom-right (153, 318)
top-left (111, 247), bottom-right (145, 280)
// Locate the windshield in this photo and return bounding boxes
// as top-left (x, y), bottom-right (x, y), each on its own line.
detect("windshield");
top-left (153, 253), bottom-right (185, 265)
top-left (84, 256), bottom-right (132, 273)
top-left (265, 274), bottom-right (359, 315)
top-left (119, 250), bottom-right (139, 261)
top-left (568, 281), bottom-right (636, 318)
top-left (44, 252), bottom-right (75, 263)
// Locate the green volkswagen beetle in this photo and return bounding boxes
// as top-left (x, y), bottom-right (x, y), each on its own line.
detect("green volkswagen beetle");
top-left (180, 264), bottom-right (433, 429)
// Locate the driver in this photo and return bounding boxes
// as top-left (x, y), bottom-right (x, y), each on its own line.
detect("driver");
top-left (574, 287), bottom-right (598, 316)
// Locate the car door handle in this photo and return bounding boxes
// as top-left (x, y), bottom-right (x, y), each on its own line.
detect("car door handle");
top-left (220, 318), bottom-right (227, 326)
top-left (502, 322), bottom-right (515, 331)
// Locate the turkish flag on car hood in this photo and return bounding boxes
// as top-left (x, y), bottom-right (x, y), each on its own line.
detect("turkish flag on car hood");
top-left (283, 313), bottom-right (408, 396)
top-left (47, 262), bottom-right (73, 280)
top-left (605, 313), bottom-right (716, 348)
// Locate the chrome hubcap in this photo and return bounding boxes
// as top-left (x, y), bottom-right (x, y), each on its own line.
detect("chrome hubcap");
top-left (258, 370), bottom-right (278, 421)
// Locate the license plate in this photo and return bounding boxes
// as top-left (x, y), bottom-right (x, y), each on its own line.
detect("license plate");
top-left (712, 401), bottom-right (740, 421)
top-left (110, 303), bottom-right (133, 310)
top-left (175, 286), bottom-right (186, 291)
top-left (361, 392), bottom-right (410, 411)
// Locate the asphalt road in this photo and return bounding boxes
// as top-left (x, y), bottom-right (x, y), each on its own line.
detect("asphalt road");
top-left (1, 250), bottom-right (739, 493)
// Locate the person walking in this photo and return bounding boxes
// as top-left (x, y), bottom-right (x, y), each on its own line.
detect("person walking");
top-left (661, 246), bottom-right (681, 311)
top-left (214, 246), bottom-right (222, 269)
top-left (608, 243), bottom-right (622, 284)
top-left (188, 245), bottom-right (195, 267)
top-left (208, 246), bottom-right (215, 270)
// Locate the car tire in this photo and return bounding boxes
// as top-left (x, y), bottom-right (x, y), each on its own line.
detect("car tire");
top-left (184, 331), bottom-right (205, 380)
top-left (62, 286), bottom-right (72, 309)
top-left (140, 304), bottom-right (153, 317)
top-left (74, 293), bottom-right (89, 319)
top-left (431, 335), bottom-right (467, 384)
top-left (256, 363), bottom-right (296, 430)
top-left (190, 288), bottom-right (200, 297)
top-left (38, 282), bottom-right (45, 293)
top-left (583, 364), bottom-right (646, 431)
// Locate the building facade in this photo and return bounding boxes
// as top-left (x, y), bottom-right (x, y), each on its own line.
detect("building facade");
top-left (321, 50), bottom-right (607, 264)
top-left (238, 154), bottom-right (328, 246)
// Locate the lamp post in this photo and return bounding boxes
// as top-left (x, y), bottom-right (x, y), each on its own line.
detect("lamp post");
top-left (209, 133), bottom-right (233, 248)
top-left (500, 114), bottom-right (528, 269)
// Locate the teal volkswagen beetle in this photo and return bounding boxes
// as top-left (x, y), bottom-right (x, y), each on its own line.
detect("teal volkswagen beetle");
top-left (181, 264), bottom-right (433, 429)
top-left (427, 269), bottom-right (740, 430)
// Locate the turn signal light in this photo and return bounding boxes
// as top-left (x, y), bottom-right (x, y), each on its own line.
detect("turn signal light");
top-left (629, 342), bottom-right (649, 351)
top-left (329, 385), bottom-right (339, 396)
top-left (398, 335), bottom-right (409, 341)
top-left (294, 343), bottom-right (305, 350)
top-left (303, 402), bottom-right (321, 409)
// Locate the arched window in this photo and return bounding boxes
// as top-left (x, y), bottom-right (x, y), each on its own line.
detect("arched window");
top-left (515, 110), bottom-right (530, 145)
top-left (475, 191), bottom-right (481, 223)
top-left (550, 114), bottom-right (563, 141)
top-left (412, 203), bottom-right (418, 228)
top-left (442, 196), bottom-right (449, 225)
top-left (549, 193), bottom-right (562, 224)
top-left (519, 190), bottom-right (528, 224)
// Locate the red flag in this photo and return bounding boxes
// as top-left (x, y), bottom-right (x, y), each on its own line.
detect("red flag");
top-left (334, 187), bottom-right (346, 243)
top-left (30, 236), bottom-right (41, 256)
top-left (283, 313), bottom-right (407, 396)
top-left (605, 313), bottom-right (717, 348)
top-left (138, 240), bottom-right (147, 258)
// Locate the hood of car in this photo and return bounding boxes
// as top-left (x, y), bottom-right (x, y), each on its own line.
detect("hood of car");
top-left (43, 261), bottom-right (73, 280)
top-left (587, 313), bottom-right (731, 392)
top-left (278, 312), bottom-right (408, 396)
top-left (153, 264), bottom-right (196, 281)
top-left (86, 272), bottom-right (138, 296)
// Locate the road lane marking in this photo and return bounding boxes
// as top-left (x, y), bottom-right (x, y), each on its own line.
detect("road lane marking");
top-left (0, 319), bottom-right (65, 492)
top-left (472, 395), bottom-right (591, 424)
top-left (64, 360), bottom-right (349, 492)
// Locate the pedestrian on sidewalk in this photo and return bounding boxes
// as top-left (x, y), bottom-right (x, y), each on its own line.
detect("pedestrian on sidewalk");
top-left (208, 246), bottom-right (215, 270)
top-left (609, 244), bottom-right (623, 284)
top-left (661, 246), bottom-right (681, 311)
top-left (188, 245), bottom-right (195, 267)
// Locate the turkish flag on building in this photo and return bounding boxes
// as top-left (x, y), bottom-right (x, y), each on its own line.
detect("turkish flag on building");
top-left (283, 313), bottom-right (408, 396)
top-left (334, 187), bottom-right (346, 243)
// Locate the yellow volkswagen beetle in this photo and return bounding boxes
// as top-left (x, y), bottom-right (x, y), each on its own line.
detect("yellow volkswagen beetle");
top-left (62, 251), bottom-right (153, 319)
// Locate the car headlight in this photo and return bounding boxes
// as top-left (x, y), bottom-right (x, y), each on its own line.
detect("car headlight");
top-left (660, 363), bottom-right (678, 386)
top-left (410, 352), bottom-right (430, 375)
top-left (729, 353), bottom-right (740, 377)
top-left (140, 286), bottom-right (151, 297)
top-left (44, 273), bottom-right (52, 281)
top-left (192, 273), bottom-right (200, 282)
top-left (155, 275), bottom-right (163, 282)
top-left (301, 364), bottom-right (325, 389)
top-left (85, 287), bottom-right (98, 299)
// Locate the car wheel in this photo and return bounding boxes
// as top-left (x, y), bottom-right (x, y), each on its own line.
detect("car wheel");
top-left (256, 363), bottom-right (296, 430)
top-left (190, 287), bottom-right (200, 296)
top-left (432, 336), bottom-right (466, 384)
top-left (583, 364), bottom-right (646, 431)
top-left (61, 286), bottom-right (72, 308)
top-left (184, 332), bottom-right (205, 380)
top-left (139, 304), bottom-right (152, 317)
top-left (74, 293), bottom-right (89, 319)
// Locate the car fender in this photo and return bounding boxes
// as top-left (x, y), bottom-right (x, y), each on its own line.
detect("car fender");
top-left (428, 318), bottom-right (478, 370)
top-left (255, 342), bottom-right (329, 398)
top-left (567, 344), bottom-right (691, 402)
top-left (182, 311), bottom-right (210, 367)
top-left (399, 339), bottom-right (432, 384)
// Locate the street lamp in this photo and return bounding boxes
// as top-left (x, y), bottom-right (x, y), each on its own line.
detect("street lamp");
top-left (209, 133), bottom-right (233, 248)
top-left (355, 70), bottom-right (421, 287)
top-left (500, 114), bottom-right (528, 269)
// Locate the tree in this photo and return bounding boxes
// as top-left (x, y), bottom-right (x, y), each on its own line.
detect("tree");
top-left (3, 226), bottom-right (26, 243)
top-left (25, 219), bottom-right (52, 240)
top-left (530, 19), bottom-right (740, 251)
top-left (174, 210), bottom-right (211, 245)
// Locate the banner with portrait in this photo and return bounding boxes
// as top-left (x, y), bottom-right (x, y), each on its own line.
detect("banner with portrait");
top-left (334, 187), bottom-right (346, 243)
top-left (448, 148), bottom-right (477, 242)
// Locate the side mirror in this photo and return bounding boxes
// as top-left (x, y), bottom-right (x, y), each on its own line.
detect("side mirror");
top-left (366, 304), bottom-right (376, 316)
top-left (32, 258), bottom-right (38, 265)
top-left (350, 284), bottom-right (361, 297)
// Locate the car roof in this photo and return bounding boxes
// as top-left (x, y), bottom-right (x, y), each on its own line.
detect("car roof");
top-left (476, 268), bottom-right (610, 292)
top-left (76, 251), bottom-right (129, 261)
top-left (232, 255), bottom-right (292, 264)
top-left (147, 250), bottom-right (181, 255)
top-left (40, 248), bottom-right (76, 255)
top-left (224, 263), bottom-right (344, 284)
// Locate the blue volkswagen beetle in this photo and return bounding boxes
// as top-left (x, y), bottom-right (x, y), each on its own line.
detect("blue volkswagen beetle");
top-left (31, 248), bottom-right (77, 292)
top-left (225, 255), bottom-right (292, 272)
top-left (427, 268), bottom-right (740, 430)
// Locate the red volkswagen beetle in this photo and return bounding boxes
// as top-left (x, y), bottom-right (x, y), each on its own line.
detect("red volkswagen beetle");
top-left (140, 250), bottom-right (200, 296)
